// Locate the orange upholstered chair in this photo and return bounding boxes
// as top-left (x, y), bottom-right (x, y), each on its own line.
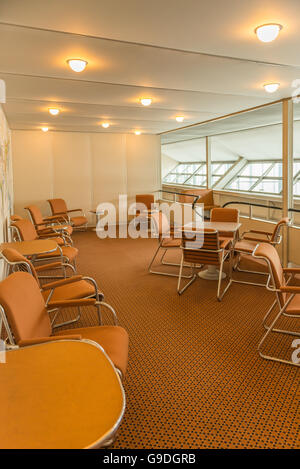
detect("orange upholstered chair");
top-left (177, 228), bottom-right (232, 301)
top-left (25, 205), bottom-right (73, 242)
top-left (1, 247), bottom-right (116, 328)
top-left (178, 189), bottom-right (219, 212)
top-left (0, 271), bottom-right (129, 377)
top-left (10, 218), bottom-right (78, 269)
top-left (148, 211), bottom-right (192, 279)
top-left (234, 218), bottom-right (290, 278)
top-left (252, 243), bottom-right (300, 367)
top-left (210, 207), bottom-right (239, 242)
top-left (47, 199), bottom-right (88, 230)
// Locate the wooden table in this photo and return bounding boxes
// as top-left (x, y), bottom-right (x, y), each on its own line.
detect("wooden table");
top-left (184, 221), bottom-right (241, 280)
top-left (0, 340), bottom-right (125, 449)
top-left (0, 239), bottom-right (58, 257)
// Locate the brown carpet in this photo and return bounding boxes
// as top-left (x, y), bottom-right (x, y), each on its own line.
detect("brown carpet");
top-left (56, 231), bottom-right (300, 449)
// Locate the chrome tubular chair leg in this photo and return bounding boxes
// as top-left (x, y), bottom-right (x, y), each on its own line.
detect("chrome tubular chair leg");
top-left (217, 252), bottom-right (233, 302)
top-left (258, 294), bottom-right (300, 367)
top-left (149, 243), bottom-right (193, 279)
top-left (52, 306), bottom-right (81, 329)
top-left (97, 301), bottom-right (118, 326)
top-left (262, 299), bottom-right (300, 337)
top-left (177, 260), bottom-right (197, 296)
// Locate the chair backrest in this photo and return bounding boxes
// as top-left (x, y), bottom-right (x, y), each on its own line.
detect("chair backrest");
top-left (182, 229), bottom-right (221, 265)
top-left (210, 208), bottom-right (239, 238)
top-left (271, 218), bottom-right (290, 243)
top-left (48, 198), bottom-right (68, 215)
top-left (253, 243), bottom-right (286, 306)
top-left (25, 205), bottom-right (44, 226)
top-left (136, 194), bottom-right (154, 210)
top-left (211, 208), bottom-right (239, 223)
top-left (0, 272), bottom-right (51, 344)
top-left (10, 214), bottom-right (23, 222)
top-left (178, 189), bottom-right (215, 207)
top-left (1, 248), bottom-right (40, 285)
top-left (11, 219), bottom-right (38, 241)
top-left (151, 212), bottom-right (171, 239)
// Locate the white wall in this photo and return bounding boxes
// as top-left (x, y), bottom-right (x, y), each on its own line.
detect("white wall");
top-left (0, 106), bottom-right (13, 278)
top-left (11, 131), bottom-right (161, 223)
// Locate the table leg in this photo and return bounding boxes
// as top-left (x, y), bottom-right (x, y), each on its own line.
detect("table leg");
top-left (198, 264), bottom-right (226, 280)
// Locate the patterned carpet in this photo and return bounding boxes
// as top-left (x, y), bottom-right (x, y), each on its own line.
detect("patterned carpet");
top-left (55, 231), bottom-right (299, 449)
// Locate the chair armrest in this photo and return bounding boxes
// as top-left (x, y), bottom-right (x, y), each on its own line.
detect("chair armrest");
top-left (67, 209), bottom-right (83, 213)
top-left (19, 335), bottom-right (82, 346)
top-left (41, 275), bottom-right (83, 291)
top-left (38, 232), bottom-right (61, 238)
top-left (35, 261), bottom-right (62, 272)
top-left (44, 215), bottom-right (66, 221)
top-left (248, 230), bottom-right (272, 236)
top-left (47, 298), bottom-right (96, 308)
top-left (283, 268), bottom-right (300, 274)
top-left (280, 286), bottom-right (300, 293)
top-left (242, 236), bottom-right (272, 243)
top-left (220, 239), bottom-right (231, 250)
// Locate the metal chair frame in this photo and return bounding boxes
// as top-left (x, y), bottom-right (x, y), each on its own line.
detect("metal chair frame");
top-left (25, 208), bottom-right (73, 245)
top-left (9, 224), bottom-right (77, 277)
top-left (252, 244), bottom-right (300, 367)
top-left (233, 220), bottom-right (289, 287)
top-left (0, 254), bottom-right (117, 329)
top-left (177, 230), bottom-right (233, 301)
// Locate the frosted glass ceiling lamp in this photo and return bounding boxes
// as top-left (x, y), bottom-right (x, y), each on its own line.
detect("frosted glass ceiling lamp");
top-left (176, 116), bottom-right (184, 122)
top-left (49, 108), bottom-right (60, 115)
top-left (255, 24), bottom-right (282, 42)
top-left (41, 127), bottom-right (49, 132)
top-left (264, 82), bottom-right (280, 93)
top-left (102, 122), bottom-right (110, 128)
top-left (135, 130), bottom-right (141, 135)
top-left (67, 59), bottom-right (88, 72)
top-left (140, 98), bottom-right (152, 106)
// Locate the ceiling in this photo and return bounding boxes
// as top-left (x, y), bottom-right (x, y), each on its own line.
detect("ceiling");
top-left (1, 0), bottom-right (300, 134)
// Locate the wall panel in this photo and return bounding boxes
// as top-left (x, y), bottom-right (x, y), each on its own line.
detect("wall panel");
top-left (12, 130), bottom-right (161, 224)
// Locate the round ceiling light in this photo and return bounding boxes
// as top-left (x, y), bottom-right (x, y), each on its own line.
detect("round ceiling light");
top-left (255, 24), bottom-right (282, 43)
top-left (41, 126), bottom-right (49, 132)
top-left (67, 59), bottom-right (88, 72)
top-left (102, 122), bottom-right (110, 128)
top-left (140, 98), bottom-right (152, 106)
top-left (264, 82), bottom-right (280, 93)
top-left (176, 116), bottom-right (184, 122)
top-left (49, 108), bottom-right (60, 115)
top-left (135, 130), bottom-right (141, 135)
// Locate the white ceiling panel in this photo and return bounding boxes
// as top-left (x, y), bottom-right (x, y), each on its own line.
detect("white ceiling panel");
top-left (1, 0), bottom-right (300, 65)
top-left (0, 1), bottom-right (298, 134)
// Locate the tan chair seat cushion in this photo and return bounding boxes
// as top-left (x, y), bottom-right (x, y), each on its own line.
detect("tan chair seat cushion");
top-left (234, 239), bottom-right (258, 254)
top-left (161, 237), bottom-right (181, 247)
top-left (36, 246), bottom-right (78, 262)
top-left (71, 216), bottom-right (87, 227)
top-left (42, 280), bottom-right (95, 302)
top-left (284, 294), bottom-right (300, 315)
top-left (55, 326), bottom-right (129, 376)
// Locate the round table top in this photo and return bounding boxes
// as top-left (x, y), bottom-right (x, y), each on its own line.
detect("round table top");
top-left (0, 239), bottom-right (58, 256)
top-left (0, 340), bottom-right (125, 449)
